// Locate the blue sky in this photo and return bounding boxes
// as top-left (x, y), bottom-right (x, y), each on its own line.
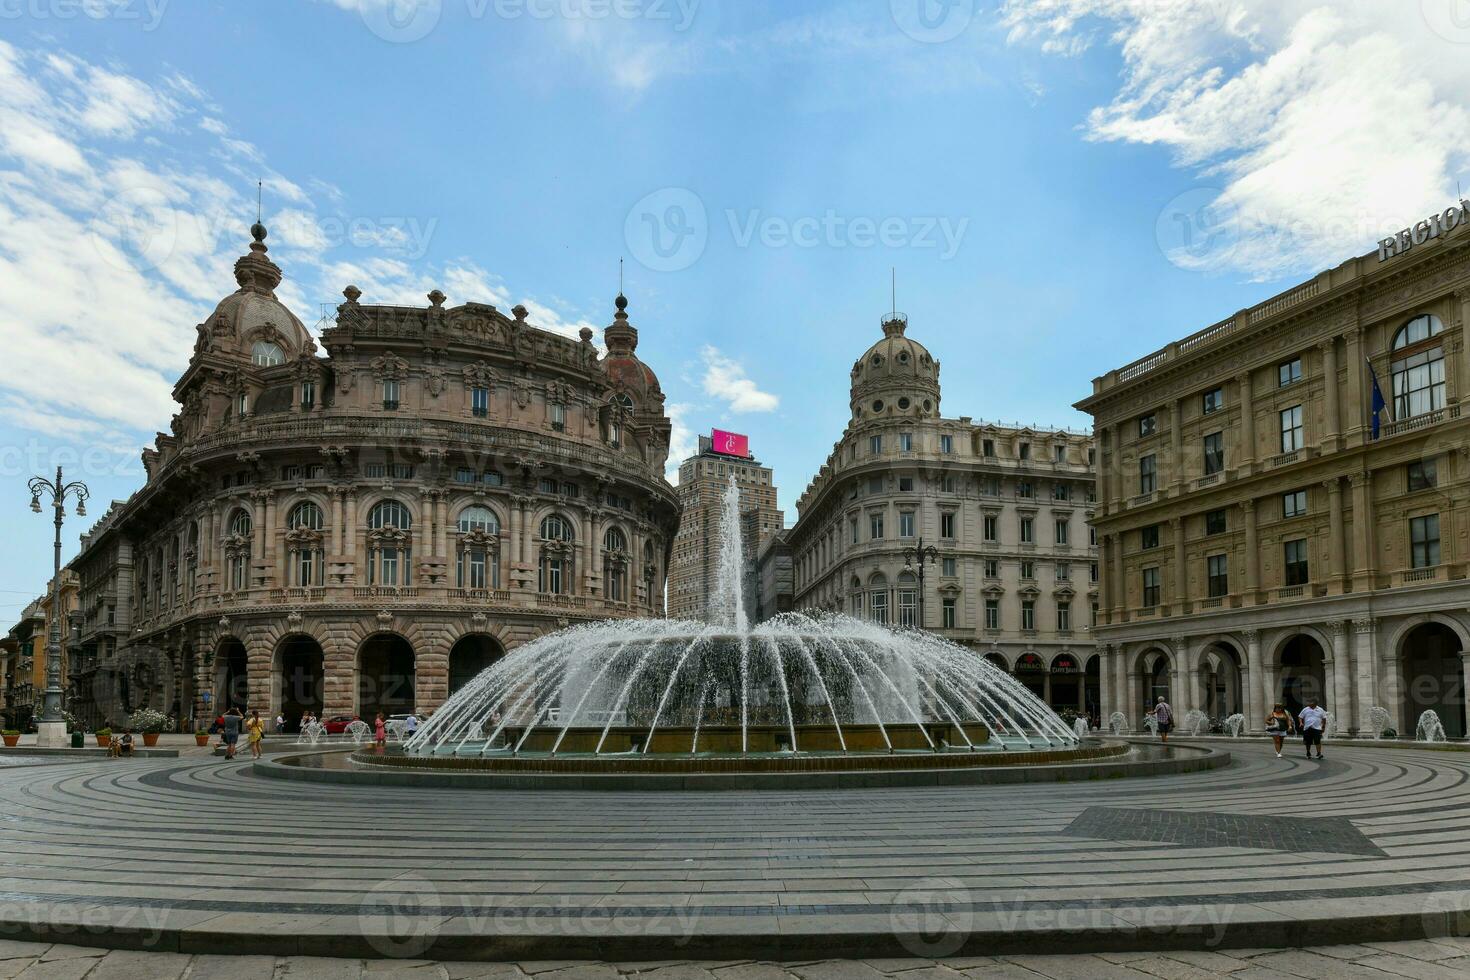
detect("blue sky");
top-left (2, 0), bottom-right (1468, 612)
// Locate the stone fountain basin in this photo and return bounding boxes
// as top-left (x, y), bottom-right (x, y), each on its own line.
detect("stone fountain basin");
top-left (487, 721), bottom-right (991, 755)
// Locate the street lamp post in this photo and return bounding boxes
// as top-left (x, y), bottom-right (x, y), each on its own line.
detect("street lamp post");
top-left (28, 466), bottom-right (88, 747)
top-left (902, 537), bottom-right (941, 629)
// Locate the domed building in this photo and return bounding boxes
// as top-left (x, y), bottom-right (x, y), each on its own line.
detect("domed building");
top-left (784, 313), bottom-right (1102, 720)
top-left (69, 223), bottom-right (680, 730)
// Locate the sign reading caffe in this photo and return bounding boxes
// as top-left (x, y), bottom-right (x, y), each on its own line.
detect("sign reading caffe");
top-left (1378, 200), bottom-right (1470, 262)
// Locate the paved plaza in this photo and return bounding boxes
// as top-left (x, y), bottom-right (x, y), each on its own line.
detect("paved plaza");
top-left (1, 740), bottom-right (1470, 965)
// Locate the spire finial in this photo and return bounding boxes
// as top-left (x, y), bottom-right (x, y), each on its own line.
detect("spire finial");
top-left (249, 180), bottom-right (267, 250)
top-left (891, 266), bottom-right (896, 318)
top-left (256, 180), bottom-right (262, 222)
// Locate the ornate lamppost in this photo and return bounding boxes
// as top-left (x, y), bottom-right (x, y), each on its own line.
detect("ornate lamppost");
top-left (28, 466), bottom-right (88, 746)
top-left (902, 537), bottom-right (942, 629)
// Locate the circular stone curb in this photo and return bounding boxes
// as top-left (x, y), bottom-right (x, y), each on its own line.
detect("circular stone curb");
top-left (252, 738), bottom-right (1229, 790)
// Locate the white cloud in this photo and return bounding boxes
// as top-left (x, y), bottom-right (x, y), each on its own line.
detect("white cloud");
top-left (664, 401), bottom-right (696, 481)
top-left (699, 346), bottom-right (779, 413)
top-left (1003, 0), bottom-right (1470, 279)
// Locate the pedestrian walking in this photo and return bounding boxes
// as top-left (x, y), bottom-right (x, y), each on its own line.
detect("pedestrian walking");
top-left (222, 708), bottom-right (242, 760)
top-left (404, 713), bottom-right (419, 737)
top-left (1151, 696), bottom-right (1173, 743)
top-left (245, 710), bottom-right (265, 760)
top-left (1265, 702), bottom-right (1295, 757)
top-left (1299, 699), bottom-right (1328, 760)
top-left (275, 712), bottom-right (285, 734)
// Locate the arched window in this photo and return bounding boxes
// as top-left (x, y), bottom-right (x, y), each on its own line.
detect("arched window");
top-left (603, 527), bottom-right (629, 603)
top-left (367, 500), bottom-right (412, 587)
top-left (368, 500), bottom-right (413, 530)
top-left (538, 515), bottom-right (575, 594)
top-left (225, 509), bottom-right (252, 592)
top-left (868, 573), bottom-right (889, 625)
top-left (251, 341), bottom-right (285, 367)
top-left (897, 571), bottom-right (918, 628)
top-left (455, 506), bottom-right (501, 591)
top-left (288, 502), bottom-right (323, 530)
top-left (1391, 314), bottom-right (1445, 420)
top-left (185, 523), bottom-right (199, 598)
top-left (228, 510), bottom-right (253, 537)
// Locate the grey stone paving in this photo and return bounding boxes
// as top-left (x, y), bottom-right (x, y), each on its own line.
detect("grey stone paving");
top-left (1063, 806), bottom-right (1388, 856)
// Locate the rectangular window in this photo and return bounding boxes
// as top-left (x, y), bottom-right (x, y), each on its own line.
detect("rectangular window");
top-left (1089, 561), bottom-right (1099, 583)
top-left (941, 474), bottom-right (957, 493)
top-left (940, 513), bottom-right (956, 539)
top-left (1055, 519), bottom-right (1069, 545)
top-left (850, 517), bottom-right (859, 544)
top-left (1394, 348), bottom-right (1447, 419)
top-left (1141, 525), bottom-right (1159, 550)
top-left (980, 476), bottom-right (1000, 496)
top-left (984, 558), bottom-right (999, 578)
top-left (1280, 405), bottom-right (1303, 453)
top-left (1057, 602), bottom-right (1071, 632)
top-left (1203, 432), bottom-right (1225, 475)
top-left (983, 515), bottom-right (998, 541)
top-left (1020, 560), bottom-right (1035, 579)
top-left (300, 381), bottom-right (316, 411)
top-left (1408, 459), bottom-right (1438, 492)
top-left (1202, 387), bottom-right (1223, 414)
top-left (482, 471), bottom-right (503, 486)
top-left (1055, 562), bottom-right (1070, 580)
top-left (1142, 567), bottom-right (1160, 607)
top-left (870, 589), bottom-right (888, 625)
top-left (1283, 490), bottom-right (1307, 519)
top-left (870, 513), bottom-right (885, 540)
top-left (940, 434), bottom-right (954, 454)
top-left (550, 401), bottom-right (565, 431)
top-left (1205, 509), bottom-right (1227, 535)
top-left (1054, 444), bottom-right (1066, 462)
top-left (1283, 539), bottom-right (1309, 585)
top-left (1139, 455), bottom-right (1157, 493)
top-left (1052, 483), bottom-right (1070, 500)
top-left (1207, 554), bottom-right (1228, 597)
top-left (982, 439), bottom-right (995, 457)
top-left (1021, 600), bottom-right (1035, 631)
top-left (942, 598), bottom-right (957, 629)
top-left (1411, 514), bottom-right (1441, 568)
top-left (1278, 358), bottom-right (1302, 387)
top-left (1017, 481), bottom-right (1034, 498)
top-left (471, 386), bottom-right (489, 417)
top-left (898, 477), bottom-right (914, 492)
top-left (899, 512), bottom-right (915, 538)
top-left (538, 477), bottom-right (559, 493)
top-left (868, 476), bottom-right (884, 494)
top-left (899, 432), bottom-right (913, 452)
top-left (383, 379), bottom-right (401, 410)
top-left (455, 467), bottom-right (478, 484)
top-left (870, 435), bottom-right (882, 455)
top-left (1138, 413), bottom-right (1157, 437)
top-left (296, 549), bottom-right (317, 588)
top-left (1020, 517), bottom-right (1034, 543)
top-left (1019, 442), bottom-right (1031, 460)
top-left (941, 556), bottom-right (957, 577)
top-left (985, 599), bottom-right (999, 630)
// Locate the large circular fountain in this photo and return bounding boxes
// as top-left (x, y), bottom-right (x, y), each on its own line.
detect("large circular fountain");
top-left (387, 480), bottom-right (1083, 777)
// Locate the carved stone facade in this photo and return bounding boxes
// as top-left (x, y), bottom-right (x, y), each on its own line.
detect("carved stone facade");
top-left (785, 314), bottom-right (1099, 716)
top-left (1079, 205), bottom-right (1470, 737)
top-left (72, 222), bottom-right (680, 729)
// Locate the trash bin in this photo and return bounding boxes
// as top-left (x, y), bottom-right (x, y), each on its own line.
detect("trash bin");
top-left (70, 730), bottom-right (84, 749)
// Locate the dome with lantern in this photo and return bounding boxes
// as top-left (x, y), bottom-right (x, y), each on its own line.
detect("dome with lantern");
top-left (849, 312), bottom-right (941, 421)
top-left (194, 220), bottom-right (314, 367)
top-left (599, 293), bottom-right (665, 409)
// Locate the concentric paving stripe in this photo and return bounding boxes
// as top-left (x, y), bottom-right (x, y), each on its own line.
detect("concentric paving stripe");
top-left (1, 741), bottom-right (1469, 960)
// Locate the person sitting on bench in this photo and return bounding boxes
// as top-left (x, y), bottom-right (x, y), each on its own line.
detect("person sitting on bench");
top-left (114, 731), bottom-right (135, 758)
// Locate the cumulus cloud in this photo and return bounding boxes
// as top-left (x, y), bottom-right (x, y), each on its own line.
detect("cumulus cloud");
top-left (664, 401), bottom-right (696, 481)
top-left (700, 346), bottom-right (779, 413)
top-left (1003, 0), bottom-right (1470, 279)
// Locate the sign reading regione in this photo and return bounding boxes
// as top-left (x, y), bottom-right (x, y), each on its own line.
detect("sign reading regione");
top-left (1378, 200), bottom-right (1470, 262)
top-left (711, 429), bottom-right (750, 458)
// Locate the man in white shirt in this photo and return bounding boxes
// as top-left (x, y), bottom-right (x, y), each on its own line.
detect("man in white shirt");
top-left (1298, 699), bottom-right (1328, 760)
top-left (1152, 696), bottom-right (1173, 743)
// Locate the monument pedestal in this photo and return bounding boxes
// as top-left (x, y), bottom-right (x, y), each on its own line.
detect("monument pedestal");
top-left (34, 721), bottom-right (68, 748)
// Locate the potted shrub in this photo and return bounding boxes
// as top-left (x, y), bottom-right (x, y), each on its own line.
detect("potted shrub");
top-left (194, 730), bottom-right (210, 747)
top-left (95, 728), bottom-right (113, 748)
top-left (2, 730), bottom-right (19, 748)
top-left (126, 709), bottom-right (172, 747)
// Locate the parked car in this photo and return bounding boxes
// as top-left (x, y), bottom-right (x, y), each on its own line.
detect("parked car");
top-left (323, 715), bottom-right (357, 734)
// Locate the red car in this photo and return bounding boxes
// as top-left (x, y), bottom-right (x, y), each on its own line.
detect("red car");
top-left (323, 715), bottom-right (357, 734)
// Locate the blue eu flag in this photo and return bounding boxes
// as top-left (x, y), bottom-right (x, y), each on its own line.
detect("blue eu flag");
top-left (1368, 359), bottom-right (1389, 439)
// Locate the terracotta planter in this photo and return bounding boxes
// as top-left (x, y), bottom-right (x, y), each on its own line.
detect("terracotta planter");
top-left (142, 733), bottom-right (160, 747)
top-left (2, 735), bottom-right (19, 748)
top-left (195, 734), bottom-right (210, 747)
top-left (95, 735), bottom-right (111, 748)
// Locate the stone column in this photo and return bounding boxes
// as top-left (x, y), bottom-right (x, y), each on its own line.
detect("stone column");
top-left (1126, 656), bottom-right (1142, 727)
top-left (1241, 498), bottom-right (1260, 602)
top-left (437, 493), bottom-right (449, 562)
top-left (1169, 400), bottom-right (1184, 493)
top-left (1171, 515), bottom-right (1187, 614)
top-left (1237, 370), bottom-right (1256, 471)
top-left (507, 499), bottom-right (522, 567)
top-left (1109, 424), bottom-right (1124, 511)
top-left (1354, 618), bottom-right (1379, 734)
top-left (1244, 629), bottom-right (1264, 732)
top-left (1042, 671), bottom-right (1052, 706)
top-left (416, 641), bottom-right (448, 715)
top-left (1174, 635), bottom-right (1195, 720)
top-left (1320, 337), bottom-right (1341, 450)
top-left (344, 491), bottom-right (358, 564)
top-left (1326, 477), bottom-right (1346, 591)
top-left (1459, 288), bottom-right (1470, 406)
top-left (1328, 620), bottom-right (1353, 733)
top-left (1111, 533), bottom-right (1127, 619)
top-left (1344, 326), bottom-right (1365, 443)
top-left (1351, 471), bottom-right (1376, 592)
top-left (329, 487), bottom-right (343, 557)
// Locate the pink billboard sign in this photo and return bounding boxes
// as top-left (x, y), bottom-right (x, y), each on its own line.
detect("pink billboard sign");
top-left (711, 429), bottom-right (750, 458)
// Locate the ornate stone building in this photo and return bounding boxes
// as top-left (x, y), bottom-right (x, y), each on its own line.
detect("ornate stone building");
top-left (1079, 200), bottom-right (1470, 737)
top-left (785, 314), bottom-right (1100, 717)
top-left (71, 221), bottom-right (680, 729)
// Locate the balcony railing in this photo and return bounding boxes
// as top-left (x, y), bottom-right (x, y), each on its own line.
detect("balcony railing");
top-left (1383, 404), bottom-right (1462, 439)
